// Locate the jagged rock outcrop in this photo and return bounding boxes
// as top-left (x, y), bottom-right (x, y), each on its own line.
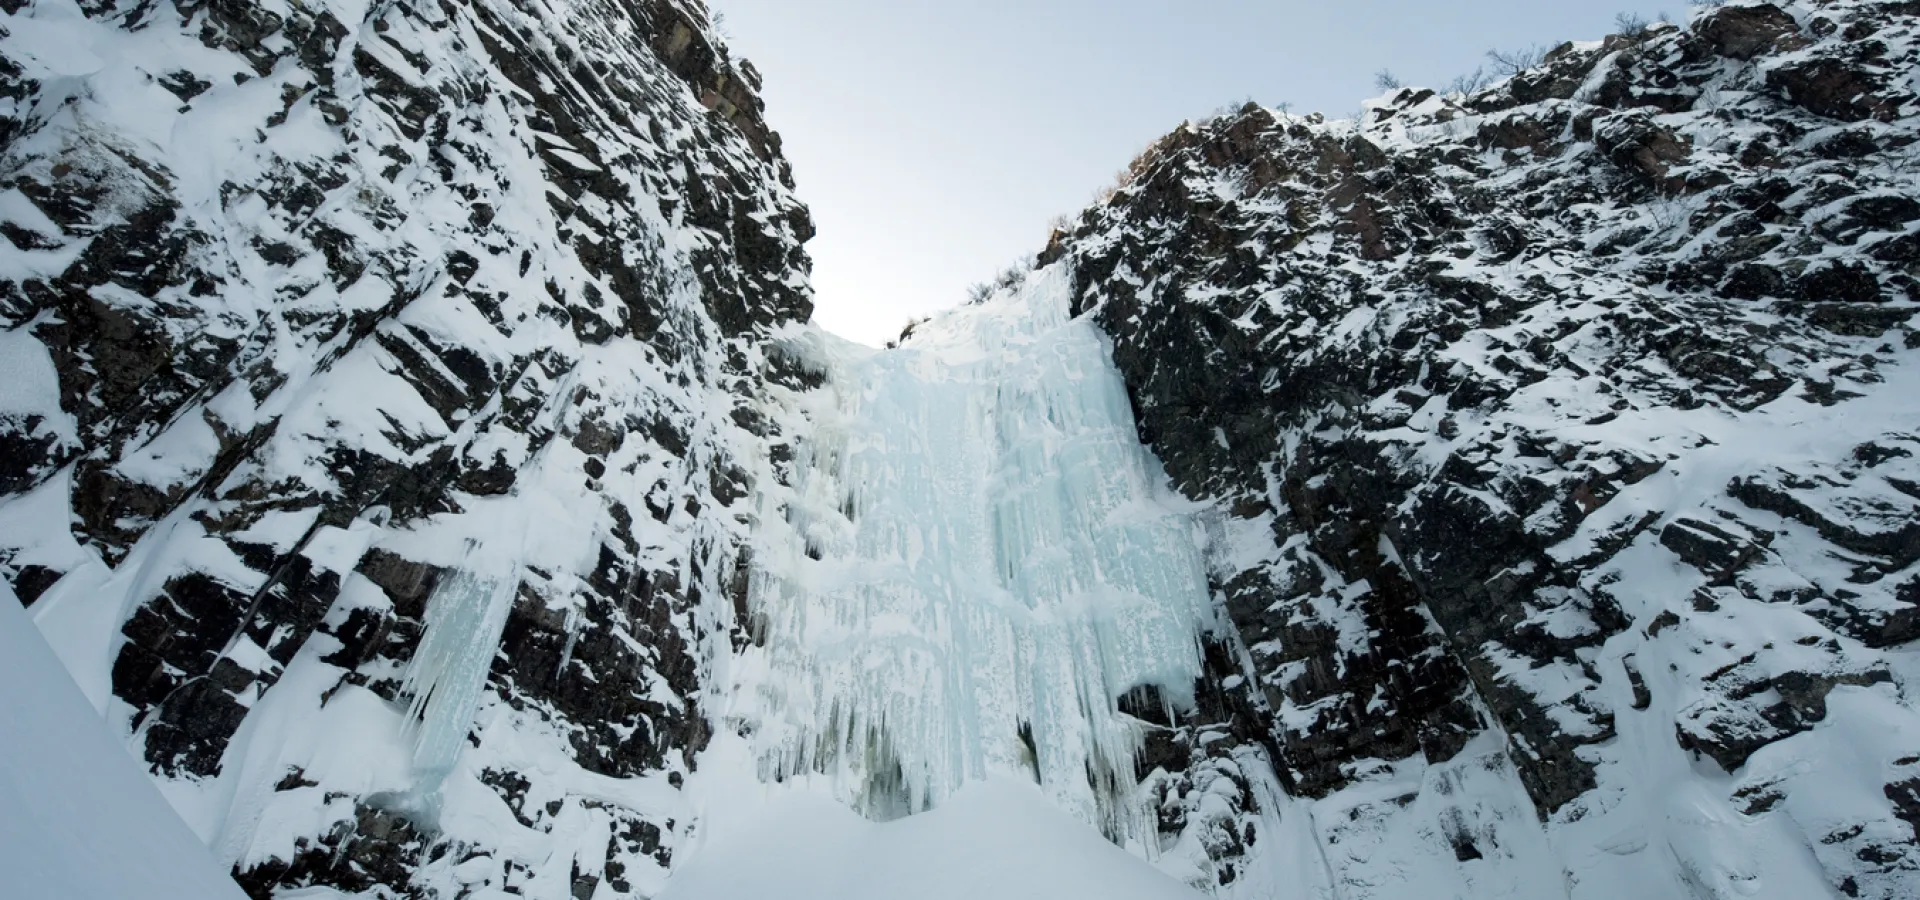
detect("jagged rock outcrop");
top-left (1, 0), bottom-right (809, 896)
top-left (1033, 1), bottom-right (1920, 896)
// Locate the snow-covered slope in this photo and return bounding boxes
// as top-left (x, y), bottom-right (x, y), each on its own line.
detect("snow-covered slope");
top-left (1, 578), bottom-right (250, 900)
top-left (658, 777), bottom-right (1208, 900)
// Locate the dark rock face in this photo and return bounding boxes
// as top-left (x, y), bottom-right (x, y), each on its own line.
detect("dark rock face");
top-left (1, 0), bottom-right (807, 896)
top-left (1659, 516), bottom-right (1773, 580)
top-left (1698, 3), bottom-right (1809, 59)
top-left (1035, 0), bottom-right (1920, 894)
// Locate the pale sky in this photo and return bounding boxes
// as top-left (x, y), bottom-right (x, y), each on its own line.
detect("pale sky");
top-left (714, 1), bottom-right (1672, 346)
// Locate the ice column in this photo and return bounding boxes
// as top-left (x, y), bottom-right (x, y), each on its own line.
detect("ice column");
top-left (747, 267), bottom-right (1216, 847)
top-left (395, 537), bottom-right (523, 822)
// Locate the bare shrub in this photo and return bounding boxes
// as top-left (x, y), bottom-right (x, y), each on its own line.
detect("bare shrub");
top-left (1486, 44), bottom-right (1547, 76)
top-left (1445, 66), bottom-right (1490, 97)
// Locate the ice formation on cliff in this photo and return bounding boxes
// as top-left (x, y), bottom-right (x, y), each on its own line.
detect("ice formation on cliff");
top-left (397, 536), bottom-right (526, 820)
top-left (739, 268), bottom-right (1216, 846)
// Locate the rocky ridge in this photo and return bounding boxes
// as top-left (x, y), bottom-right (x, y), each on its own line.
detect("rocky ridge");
top-left (1025, 0), bottom-right (1920, 896)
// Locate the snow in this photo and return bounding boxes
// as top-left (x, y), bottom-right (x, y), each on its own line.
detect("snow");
top-left (0, 578), bottom-right (249, 900)
top-left (1307, 734), bottom-right (1563, 900)
top-left (0, 323), bottom-right (76, 448)
top-left (663, 770), bottom-right (1207, 900)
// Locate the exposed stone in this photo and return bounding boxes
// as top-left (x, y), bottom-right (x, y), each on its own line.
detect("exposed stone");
top-left (1696, 3), bottom-right (1808, 60)
top-left (1660, 517), bottom-right (1773, 579)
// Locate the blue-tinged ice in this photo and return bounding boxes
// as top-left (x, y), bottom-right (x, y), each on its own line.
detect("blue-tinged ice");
top-left (393, 538), bottom-right (523, 823)
top-left (746, 266), bottom-right (1215, 847)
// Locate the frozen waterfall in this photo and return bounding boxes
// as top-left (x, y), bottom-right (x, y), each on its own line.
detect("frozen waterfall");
top-left (390, 535), bottom-right (525, 824)
top-left (742, 267), bottom-right (1217, 848)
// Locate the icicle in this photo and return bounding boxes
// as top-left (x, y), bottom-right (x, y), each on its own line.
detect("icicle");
top-left (392, 534), bottom-right (525, 826)
top-left (556, 607), bottom-right (581, 682)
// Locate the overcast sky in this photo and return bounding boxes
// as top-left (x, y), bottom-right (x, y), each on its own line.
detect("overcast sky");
top-left (713, 1), bottom-right (1673, 346)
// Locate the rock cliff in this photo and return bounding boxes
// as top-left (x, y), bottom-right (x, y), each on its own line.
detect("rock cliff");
top-left (1036, 0), bottom-right (1920, 895)
top-left (1, 0), bottom-right (810, 895)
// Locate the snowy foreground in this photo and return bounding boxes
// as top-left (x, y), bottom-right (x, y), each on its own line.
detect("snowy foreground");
top-left (1, 581), bottom-right (247, 900)
top-left (661, 766), bottom-right (1204, 900)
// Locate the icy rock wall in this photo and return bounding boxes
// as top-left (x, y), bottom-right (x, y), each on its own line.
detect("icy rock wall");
top-left (741, 268), bottom-right (1216, 848)
top-left (1037, 1), bottom-right (1920, 897)
top-left (0, 0), bottom-right (814, 896)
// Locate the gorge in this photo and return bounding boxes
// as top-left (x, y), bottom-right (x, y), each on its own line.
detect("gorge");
top-left (3, 1), bottom-right (1920, 898)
